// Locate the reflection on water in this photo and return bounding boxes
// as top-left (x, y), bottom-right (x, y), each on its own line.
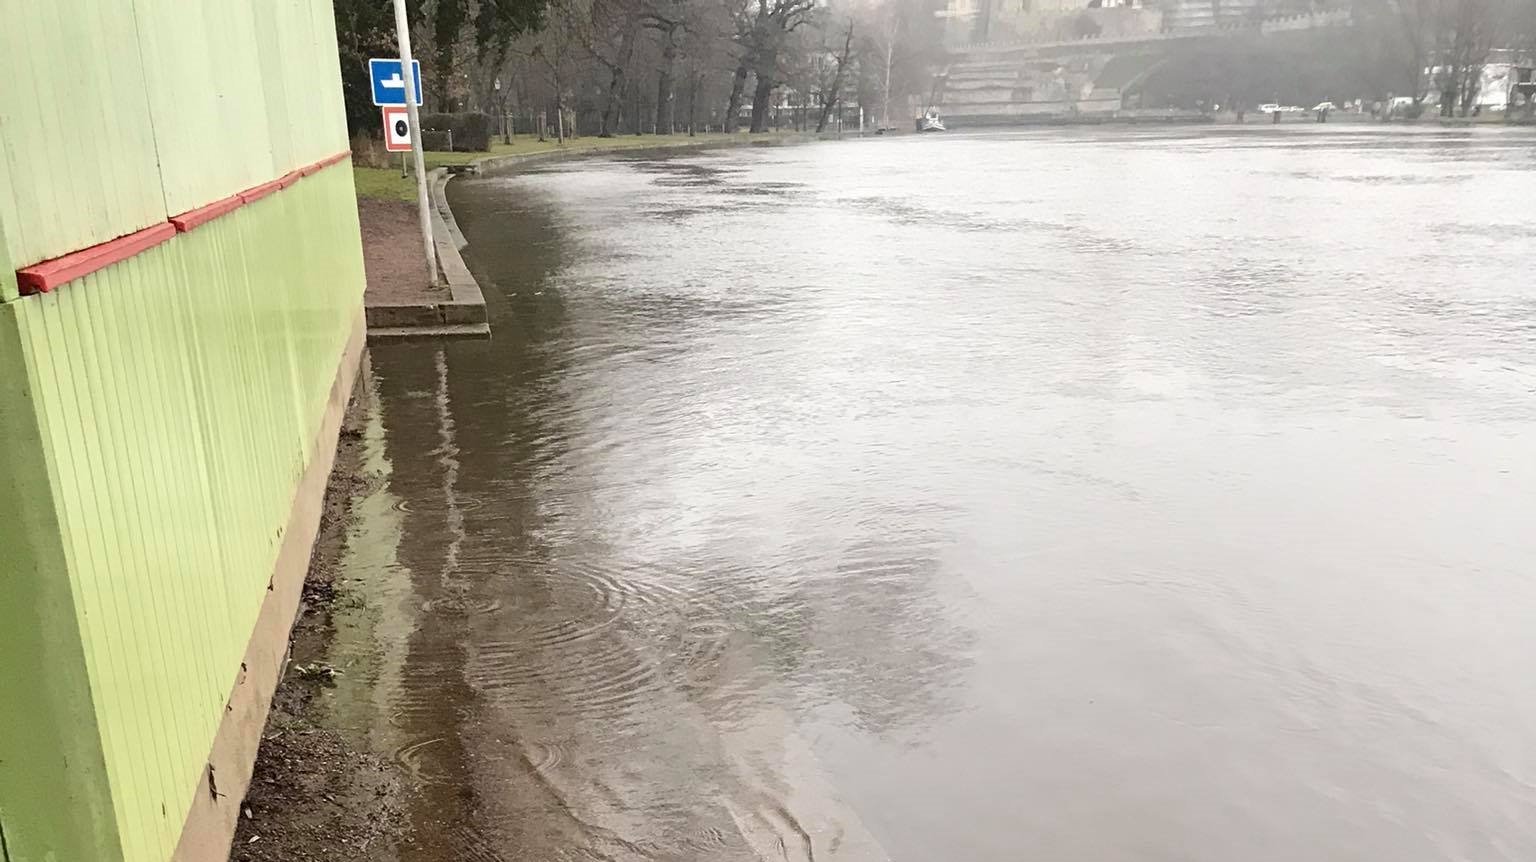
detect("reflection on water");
top-left (329, 126), bottom-right (1536, 862)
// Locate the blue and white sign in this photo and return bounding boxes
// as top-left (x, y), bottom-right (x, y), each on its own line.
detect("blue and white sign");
top-left (369, 58), bottom-right (423, 107)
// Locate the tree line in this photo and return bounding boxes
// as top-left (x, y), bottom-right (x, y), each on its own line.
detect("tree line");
top-left (334, 0), bottom-right (944, 143)
top-left (1370, 0), bottom-right (1536, 115)
top-left (1125, 0), bottom-right (1536, 118)
top-left (335, 0), bottom-right (1535, 144)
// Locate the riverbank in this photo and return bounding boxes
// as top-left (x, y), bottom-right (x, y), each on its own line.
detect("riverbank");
top-left (354, 131), bottom-right (810, 203)
top-left (354, 132), bottom-right (815, 324)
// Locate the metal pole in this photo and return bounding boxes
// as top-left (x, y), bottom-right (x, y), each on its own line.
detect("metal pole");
top-left (392, 0), bottom-right (439, 288)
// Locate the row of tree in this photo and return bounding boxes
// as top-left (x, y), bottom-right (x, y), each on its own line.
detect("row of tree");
top-left (336, 0), bottom-right (1536, 143)
top-left (1375, 0), bottom-right (1536, 115)
top-left (1140, 0), bottom-right (1535, 118)
top-left (335, 0), bottom-right (945, 142)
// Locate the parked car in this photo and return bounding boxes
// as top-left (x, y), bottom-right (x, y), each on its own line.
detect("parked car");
top-left (1312, 101), bottom-right (1337, 112)
top-left (1259, 103), bottom-right (1281, 113)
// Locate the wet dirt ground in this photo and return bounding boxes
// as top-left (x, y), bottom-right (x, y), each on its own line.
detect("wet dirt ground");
top-left (232, 372), bottom-right (409, 861)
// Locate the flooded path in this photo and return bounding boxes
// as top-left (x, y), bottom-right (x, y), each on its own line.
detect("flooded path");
top-left (324, 127), bottom-right (1536, 861)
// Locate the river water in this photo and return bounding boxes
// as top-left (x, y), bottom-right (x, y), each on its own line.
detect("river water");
top-left (336, 127), bottom-right (1536, 862)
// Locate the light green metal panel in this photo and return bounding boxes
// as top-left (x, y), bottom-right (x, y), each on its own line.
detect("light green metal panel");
top-left (0, 303), bottom-right (126, 862)
top-left (260, 0), bottom-right (352, 170)
top-left (4, 165), bottom-right (365, 862)
top-left (20, 252), bottom-right (228, 862)
top-left (0, 0), bottom-right (366, 855)
top-left (0, 0), bottom-right (166, 268)
top-left (282, 0), bottom-right (324, 167)
top-left (312, 0), bottom-right (353, 154)
top-left (250, 0), bottom-right (297, 175)
top-left (130, 0), bottom-right (273, 214)
top-left (1, 213), bottom-right (15, 304)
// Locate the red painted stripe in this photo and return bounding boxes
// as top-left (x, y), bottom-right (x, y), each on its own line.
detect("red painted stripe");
top-left (16, 223), bottom-right (177, 295)
top-left (12, 150), bottom-right (352, 295)
top-left (238, 179), bottom-right (284, 204)
top-left (169, 194), bottom-right (243, 233)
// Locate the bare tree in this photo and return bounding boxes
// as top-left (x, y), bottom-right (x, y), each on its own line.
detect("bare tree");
top-left (880, 14), bottom-right (898, 129)
top-left (1442, 0), bottom-right (1506, 114)
top-left (669, 0), bottom-right (733, 133)
top-left (518, 0), bottom-right (586, 142)
top-left (586, 0), bottom-right (646, 135)
top-left (418, 0), bottom-right (936, 139)
top-left (724, 0), bottom-right (758, 132)
top-left (744, 0), bottom-right (820, 132)
top-left (642, 0), bottom-right (703, 133)
top-left (817, 18), bottom-right (856, 132)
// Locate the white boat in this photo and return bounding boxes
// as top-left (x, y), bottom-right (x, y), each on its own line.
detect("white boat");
top-left (915, 110), bottom-right (947, 132)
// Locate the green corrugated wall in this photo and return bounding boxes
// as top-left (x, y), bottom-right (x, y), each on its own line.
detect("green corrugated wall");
top-left (0, 2), bottom-right (365, 861)
top-left (0, 0), bottom-right (166, 275)
top-left (0, 0), bottom-right (354, 266)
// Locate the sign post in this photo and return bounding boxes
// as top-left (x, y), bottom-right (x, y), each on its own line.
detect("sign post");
top-left (384, 2), bottom-right (438, 288)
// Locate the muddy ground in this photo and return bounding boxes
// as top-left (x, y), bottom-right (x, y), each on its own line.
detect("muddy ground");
top-left (357, 197), bottom-right (445, 306)
top-left (229, 381), bottom-right (408, 862)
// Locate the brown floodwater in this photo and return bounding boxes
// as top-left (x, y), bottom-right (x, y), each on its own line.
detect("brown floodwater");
top-left (326, 127), bottom-right (1536, 861)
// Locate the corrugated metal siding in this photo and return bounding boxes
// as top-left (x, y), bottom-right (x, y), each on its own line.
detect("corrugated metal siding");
top-left (4, 163), bottom-right (364, 862)
top-left (0, 0), bottom-right (354, 265)
top-left (252, 0), bottom-right (301, 178)
top-left (0, 0), bottom-right (365, 858)
top-left (0, 0), bottom-right (168, 268)
top-left (1, 215), bottom-right (14, 302)
top-left (0, 303), bottom-right (127, 862)
top-left (248, 0), bottom-right (353, 176)
top-left (127, 0), bottom-right (352, 215)
top-left (310, 0), bottom-right (352, 159)
top-left (129, 0), bottom-right (274, 214)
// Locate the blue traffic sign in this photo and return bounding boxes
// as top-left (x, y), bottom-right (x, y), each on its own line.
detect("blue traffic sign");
top-left (369, 58), bottom-right (423, 107)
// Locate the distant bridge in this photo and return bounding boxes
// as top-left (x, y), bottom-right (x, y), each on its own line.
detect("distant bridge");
top-left (935, 8), bottom-right (1355, 124)
top-left (951, 8), bottom-right (1352, 54)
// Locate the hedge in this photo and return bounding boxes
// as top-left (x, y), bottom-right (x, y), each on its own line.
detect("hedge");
top-left (419, 112), bottom-right (494, 151)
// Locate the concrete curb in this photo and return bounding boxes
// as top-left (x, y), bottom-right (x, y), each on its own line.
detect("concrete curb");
top-left (364, 167), bottom-right (490, 341)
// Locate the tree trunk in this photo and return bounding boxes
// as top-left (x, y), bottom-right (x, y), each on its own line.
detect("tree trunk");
top-left (1459, 66), bottom-right (1480, 116)
top-left (599, 23), bottom-right (638, 137)
top-left (817, 22), bottom-right (855, 133)
top-left (749, 66), bottom-right (775, 132)
top-left (725, 62), bottom-right (749, 132)
top-left (688, 70), bottom-right (699, 136)
top-left (655, 31), bottom-right (679, 134)
top-left (553, 65), bottom-right (564, 143)
top-left (601, 62), bottom-right (627, 136)
top-left (881, 16), bottom-right (898, 130)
